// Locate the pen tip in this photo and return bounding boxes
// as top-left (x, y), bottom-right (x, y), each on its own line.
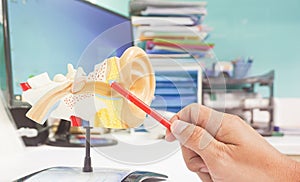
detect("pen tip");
top-left (108, 80), bottom-right (115, 86)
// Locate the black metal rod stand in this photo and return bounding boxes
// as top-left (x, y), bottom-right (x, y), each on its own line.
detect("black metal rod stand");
top-left (82, 125), bottom-right (93, 172)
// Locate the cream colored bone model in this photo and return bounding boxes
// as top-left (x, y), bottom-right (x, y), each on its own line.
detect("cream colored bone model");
top-left (22, 47), bottom-right (155, 128)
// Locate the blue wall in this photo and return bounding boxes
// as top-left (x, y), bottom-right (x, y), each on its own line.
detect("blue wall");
top-left (206, 0), bottom-right (300, 98)
top-left (93, 0), bottom-right (300, 97)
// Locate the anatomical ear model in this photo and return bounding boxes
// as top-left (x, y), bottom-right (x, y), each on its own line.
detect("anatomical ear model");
top-left (21, 47), bottom-right (156, 129)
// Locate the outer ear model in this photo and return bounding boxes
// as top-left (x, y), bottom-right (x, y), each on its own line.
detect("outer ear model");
top-left (21, 47), bottom-right (156, 129)
top-left (117, 47), bottom-right (156, 127)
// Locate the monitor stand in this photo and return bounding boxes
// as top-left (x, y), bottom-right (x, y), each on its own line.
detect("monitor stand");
top-left (45, 120), bottom-right (117, 147)
top-left (17, 121), bottom-right (168, 181)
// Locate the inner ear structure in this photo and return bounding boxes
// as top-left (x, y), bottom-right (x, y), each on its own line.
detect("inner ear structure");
top-left (22, 47), bottom-right (156, 129)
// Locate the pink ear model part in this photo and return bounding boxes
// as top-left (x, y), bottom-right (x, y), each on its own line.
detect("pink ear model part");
top-left (116, 47), bottom-right (156, 127)
top-left (110, 81), bottom-right (170, 130)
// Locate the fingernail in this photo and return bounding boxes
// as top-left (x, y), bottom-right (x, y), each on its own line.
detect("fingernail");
top-left (165, 134), bottom-right (175, 142)
top-left (171, 120), bottom-right (189, 135)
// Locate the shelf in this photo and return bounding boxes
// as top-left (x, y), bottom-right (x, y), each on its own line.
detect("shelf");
top-left (202, 70), bottom-right (275, 135)
top-left (202, 88), bottom-right (253, 93)
top-left (202, 70), bottom-right (274, 86)
top-left (210, 106), bottom-right (274, 112)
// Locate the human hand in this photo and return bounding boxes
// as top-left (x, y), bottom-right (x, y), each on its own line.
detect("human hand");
top-left (165, 104), bottom-right (300, 181)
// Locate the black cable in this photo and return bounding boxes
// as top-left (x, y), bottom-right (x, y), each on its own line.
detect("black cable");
top-left (37, 125), bottom-right (55, 133)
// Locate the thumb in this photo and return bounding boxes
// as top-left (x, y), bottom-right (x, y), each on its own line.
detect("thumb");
top-left (171, 120), bottom-right (219, 155)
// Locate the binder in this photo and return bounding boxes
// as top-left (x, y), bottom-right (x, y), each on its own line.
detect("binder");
top-left (141, 6), bottom-right (207, 16)
top-left (132, 16), bottom-right (201, 26)
top-left (130, 0), bottom-right (207, 16)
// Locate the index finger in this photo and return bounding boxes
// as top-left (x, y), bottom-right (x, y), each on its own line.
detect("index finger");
top-left (176, 104), bottom-right (224, 138)
top-left (165, 114), bottom-right (179, 142)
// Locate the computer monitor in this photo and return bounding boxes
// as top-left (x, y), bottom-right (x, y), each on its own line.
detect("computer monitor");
top-left (1, 0), bottom-right (133, 109)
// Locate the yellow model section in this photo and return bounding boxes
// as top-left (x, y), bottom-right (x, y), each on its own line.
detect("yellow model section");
top-left (94, 57), bottom-right (128, 129)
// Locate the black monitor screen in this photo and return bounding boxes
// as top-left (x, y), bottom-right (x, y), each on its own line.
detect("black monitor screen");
top-left (2, 0), bottom-right (133, 108)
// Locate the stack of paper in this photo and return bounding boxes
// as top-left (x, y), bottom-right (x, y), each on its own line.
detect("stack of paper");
top-left (130, 0), bottom-right (214, 58)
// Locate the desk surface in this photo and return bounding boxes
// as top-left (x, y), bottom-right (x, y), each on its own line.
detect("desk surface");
top-left (0, 137), bottom-right (199, 182)
top-left (265, 135), bottom-right (300, 155)
top-left (2, 134), bottom-right (300, 182)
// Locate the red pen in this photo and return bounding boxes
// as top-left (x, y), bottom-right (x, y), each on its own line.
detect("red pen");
top-left (110, 82), bottom-right (171, 130)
